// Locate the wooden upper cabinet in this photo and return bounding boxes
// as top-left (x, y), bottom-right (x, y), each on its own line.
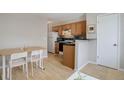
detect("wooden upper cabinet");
top-left (71, 23), bottom-right (76, 35)
top-left (62, 25), bottom-right (66, 30)
top-left (52, 26), bottom-right (59, 32)
top-left (82, 21), bottom-right (86, 37)
top-left (52, 21), bottom-right (86, 37)
top-left (75, 21), bottom-right (86, 37)
top-left (58, 26), bottom-right (63, 36)
top-left (52, 25), bottom-right (63, 36)
top-left (62, 24), bottom-right (71, 31)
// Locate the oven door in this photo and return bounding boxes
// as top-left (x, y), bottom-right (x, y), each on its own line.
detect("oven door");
top-left (59, 43), bottom-right (63, 52)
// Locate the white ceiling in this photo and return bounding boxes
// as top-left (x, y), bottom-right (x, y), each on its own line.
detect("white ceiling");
top-left (0, 13), bottom-right (85, 23)
top-left (41, 13), bottom-right (85, 22)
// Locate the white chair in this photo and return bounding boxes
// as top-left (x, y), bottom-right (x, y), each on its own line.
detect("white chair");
top-left (30, 50), bottom-right (44, 76)
top-left (8, 52), bottom-right (28, 80)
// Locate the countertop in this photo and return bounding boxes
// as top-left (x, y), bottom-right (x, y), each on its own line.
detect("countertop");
top-left (63, 43), bottom-right (75, 46)
top-left (55, 41), bottom-right (75, 46)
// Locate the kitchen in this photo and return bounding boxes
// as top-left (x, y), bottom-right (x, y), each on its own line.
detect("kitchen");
top-left (1, 0), bottom-right (124, 92)
top-left (47, 13), bottom-right (124, 80)
top-left (48, 14), bottom-right (88, 70)
top-left (0, 13), bottom-right (124, 80)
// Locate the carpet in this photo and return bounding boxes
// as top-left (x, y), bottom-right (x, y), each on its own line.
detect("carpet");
top-left (68, 71), bottom-right (98, 80)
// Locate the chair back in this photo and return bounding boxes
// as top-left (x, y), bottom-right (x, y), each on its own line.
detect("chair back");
top-left (31, 50), bottom-right (43, 59)
top-left (11, 52), bottom-right (27, 60)
top-left (31, 50), bottom-right (41, 56)
top-left (40, 50), bottom-right (44, 57)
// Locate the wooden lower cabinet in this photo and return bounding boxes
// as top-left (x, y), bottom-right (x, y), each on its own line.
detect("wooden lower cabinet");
top-left (63, 45), bottom-right (75, 69)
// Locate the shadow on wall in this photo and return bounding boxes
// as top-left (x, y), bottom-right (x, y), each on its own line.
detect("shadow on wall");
top-left (88, 40), bottom-right (97, 63)
top-left (0, 56), bottom-right (2, 67)
top-left (0, 56), bottom-right (2, 79)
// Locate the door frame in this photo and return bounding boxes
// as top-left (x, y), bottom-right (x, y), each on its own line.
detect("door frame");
top-left (96, 13), bottom-right (121, 69)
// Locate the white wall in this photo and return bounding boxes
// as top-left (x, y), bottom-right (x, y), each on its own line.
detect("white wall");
top-left (88, 40), bottom-right (97, 63)
top-left (86, 13), bottom-right (98, 39)
top-left (120, 14), bottom-right (124, 69)
top-left (86, 13), bottom-right (98, 63)
top-left (75, 40), bottom-right (88, 70)
top-left (0, 14), bottom-right (47, 49)
top-left (0, 14), bottom-right (48, 66)
top-left (86, 13), bottom-right (124, 70)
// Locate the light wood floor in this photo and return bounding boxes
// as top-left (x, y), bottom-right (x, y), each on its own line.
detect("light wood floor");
top-left (80, 63), bottom-right (124, 80)
top-left (1, 53), bottom-right (124, 80)
top-left (12, 53), bottom-right (74, 80)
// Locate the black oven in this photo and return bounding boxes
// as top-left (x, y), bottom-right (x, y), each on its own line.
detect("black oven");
top-left (57, 37), bottom-right (64, 42)
top-left (59, 43), bottom-right (63, 52)
top-left (57, 37), bottom-right (75, 52)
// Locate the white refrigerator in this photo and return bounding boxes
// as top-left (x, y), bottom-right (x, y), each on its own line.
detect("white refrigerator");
top-left (48, 32), bottom-right (58, 53)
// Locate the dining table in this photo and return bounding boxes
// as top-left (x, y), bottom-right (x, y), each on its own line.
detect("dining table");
top-left (0, 46), bottom-right (46, 80)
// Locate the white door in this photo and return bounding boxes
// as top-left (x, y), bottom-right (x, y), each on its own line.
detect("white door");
top-left (97, 14), bottom-right (119, 69)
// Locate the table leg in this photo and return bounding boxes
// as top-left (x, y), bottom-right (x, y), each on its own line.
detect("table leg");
top-left (2, 56), bottom-right (6, 80)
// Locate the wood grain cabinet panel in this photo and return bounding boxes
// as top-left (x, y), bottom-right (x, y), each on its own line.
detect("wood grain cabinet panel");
top-left (58, 26), bottom-right (63, 36)
top-left (52, 26), bottom-right (59, 32)
top-left (52, 21), bottom-right (86, 37)
top-left (76, 22), bottom-right (82, 35)
top-left (62, 24), bottom-right (71, 30)
top-left (75, 21), bottom-right (86, 36)
top-left (82, 21), bottom-right (86, 38)
top-left (71, 21), bottom-right (86, 37)
top-left (71, 23), bottom-right (76, 35)
top-left (62, 25), bottom-right (67, 30)
top-left (52, 26), bottom-right (63, 36)
top-left (63, 45), bottom-right (75, 69)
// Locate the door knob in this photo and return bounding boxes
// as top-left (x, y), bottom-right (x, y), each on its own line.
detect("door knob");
top-left (113, 44), bottom-right (117, 46)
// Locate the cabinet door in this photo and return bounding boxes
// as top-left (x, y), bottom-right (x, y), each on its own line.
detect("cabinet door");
top-left (82, 21), bottom-right (86, 38)
top-left (52, 26), bottom-right (59, 32)
top-left (58, 26), bottom-right (63, 36)
top-left (71, 23), bottom-right (76, 35)
top-left (76, 21), bottom-right (86, 37)
top-left (66, 24), bottom-right (71, 30)
top-left (63, 24), bottom-right (71, 30)
top-left (63, 45), bottom-right (75, 69)
top-left (76, 22), bottom-right (83, 35)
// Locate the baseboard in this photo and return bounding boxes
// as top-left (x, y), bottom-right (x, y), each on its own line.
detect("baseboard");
top-left (74, 61), bottom-right (97, 71)
top-left (119, 68), bottom-right (124, 72)
top-left (75, 63), bottom-right (89, 71)
top-left (74, 60), bottom-right (124, 73)
top-left (88, 61), bottom-right (124, 72)
top-left (88, 61), bottom-right (97, 64)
